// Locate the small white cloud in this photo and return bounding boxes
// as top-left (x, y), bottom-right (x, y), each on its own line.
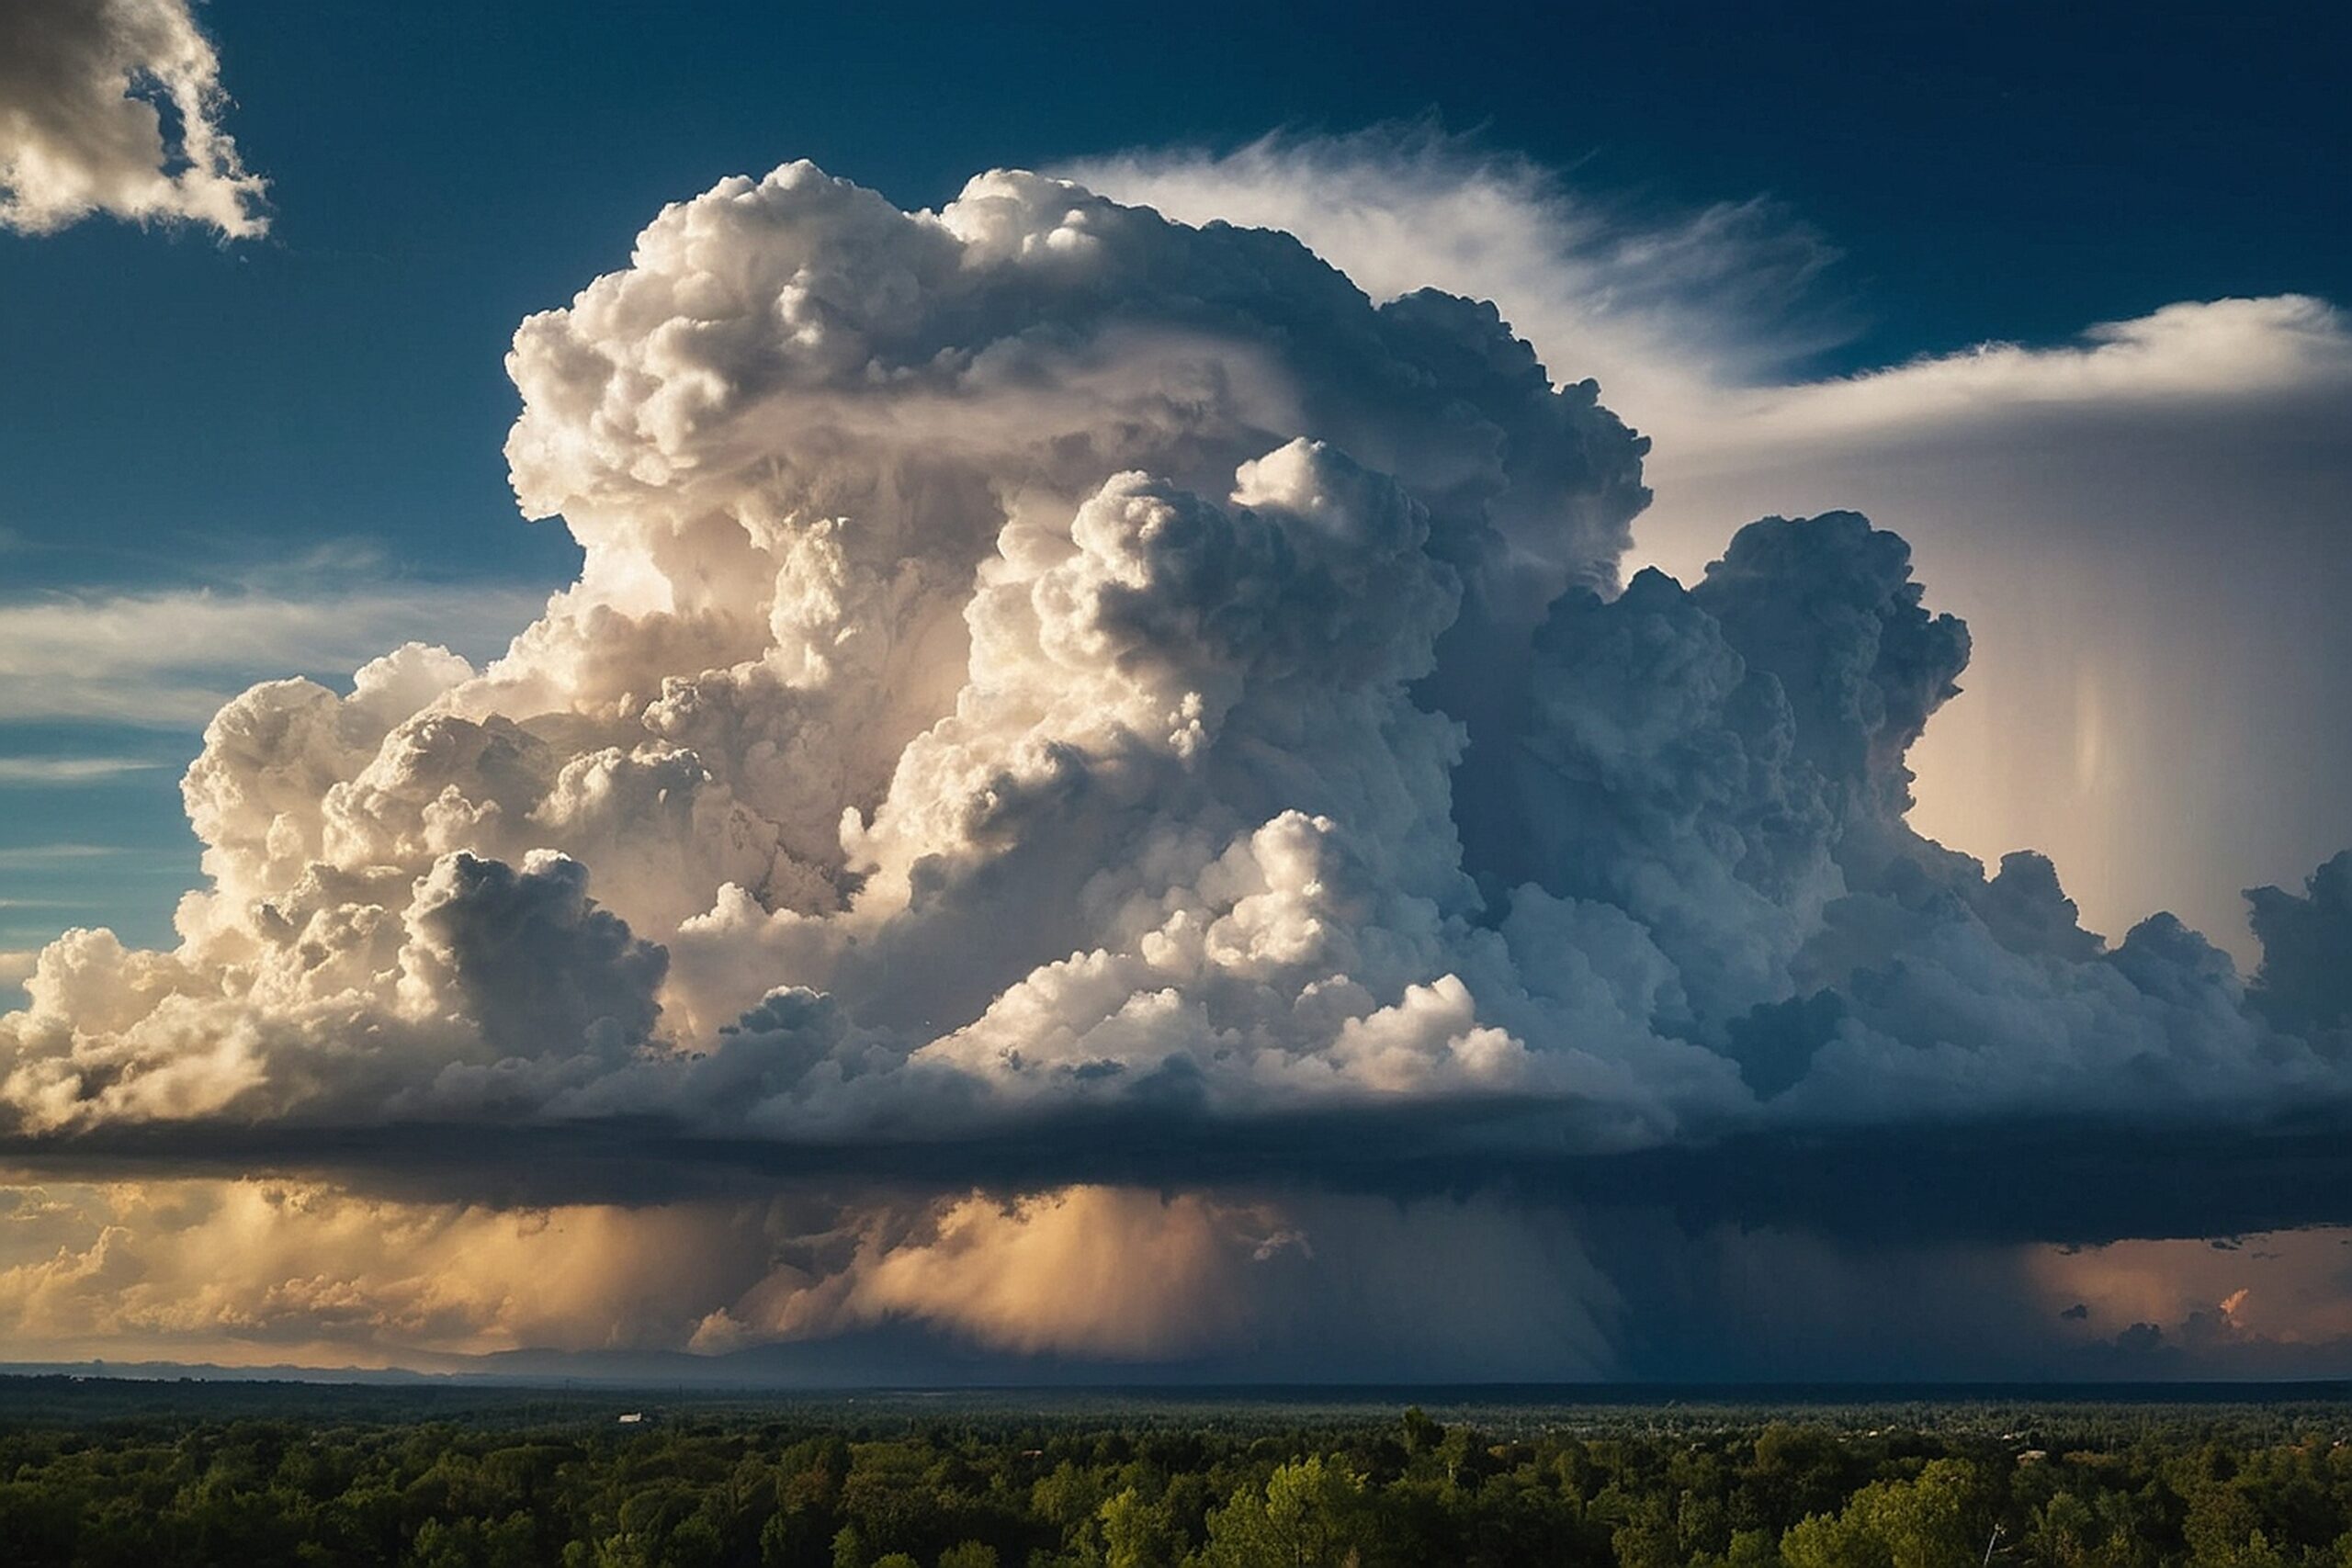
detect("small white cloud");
top-left (0, 0), bottom-right (267, 238)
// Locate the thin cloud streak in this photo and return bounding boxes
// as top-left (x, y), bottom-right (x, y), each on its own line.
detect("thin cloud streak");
top-left (1693, 294), bottom-right (2352, 463)
top-left (0, 757), bottom-right (164, 784)
top-left (0, 845), bottom-right (125, 867)
top-left (0, 582), bottom-right (549, 726)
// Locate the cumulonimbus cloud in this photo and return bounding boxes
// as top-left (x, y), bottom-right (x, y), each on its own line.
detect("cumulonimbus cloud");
top-left (0, 0), bottom-right (267, 238)
top-left (1, 158), bottom-right (2346, 1371)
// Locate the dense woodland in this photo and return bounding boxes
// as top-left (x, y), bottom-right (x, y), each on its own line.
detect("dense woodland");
top-left (6, 1382), bottom-right (2352, 1566)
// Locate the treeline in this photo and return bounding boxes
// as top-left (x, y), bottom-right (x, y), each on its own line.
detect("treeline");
top-left (6, 1393), bottom-right (2352, 1566)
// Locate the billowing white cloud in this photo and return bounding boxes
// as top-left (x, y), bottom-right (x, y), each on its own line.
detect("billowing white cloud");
top-left (1070, 128), bottom-right (2352, 963)
top-left (1, 156), bottom-right (2347, 1371)
top-left (1, 156), bottom-right (2338, 1145)
top-left (0, 0), bottom-right (266, 237)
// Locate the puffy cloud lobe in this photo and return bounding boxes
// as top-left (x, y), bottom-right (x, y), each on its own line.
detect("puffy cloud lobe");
top-left (0, 847), bottom-right (667, 1134)
top-left (398, 852), bottom-right (666, 1063)
top-left (0, 0), bottom-right (266, 237)
top-left (2, 161), bottom-right (2351, 1366)
top-left (2245, 852), bottom-right (2352, 1043)
top-left (1491, 510), bottom-right (2325, 1130)
top-left (1073, 128), bottom-right (2352, 988)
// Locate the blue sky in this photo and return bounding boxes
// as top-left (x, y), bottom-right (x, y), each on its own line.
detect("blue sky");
top-left (4, 0), bottom-right (2347, 956)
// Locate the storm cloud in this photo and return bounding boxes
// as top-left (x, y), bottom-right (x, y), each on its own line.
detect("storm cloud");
top-left (2, 161), bottom-right (2346, 1374)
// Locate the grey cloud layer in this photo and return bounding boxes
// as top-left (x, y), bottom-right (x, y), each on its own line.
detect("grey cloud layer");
top-left (2, 163), bottom-right (2346, 1246)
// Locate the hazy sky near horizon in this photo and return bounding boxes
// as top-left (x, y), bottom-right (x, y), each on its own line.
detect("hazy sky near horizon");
top-left (0, 0), bottom-right (2348, 1382)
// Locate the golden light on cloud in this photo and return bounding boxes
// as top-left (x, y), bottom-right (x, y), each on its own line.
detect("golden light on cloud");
top-left (2027, 1229), bottom-right (2352, 1350)
top-left (0, 1179), bottom-right (785, 1365)
top-left (842, 1188), bottom-right (1284, 1358)
top-left (0, 1177), bottom-right (1626, 1376)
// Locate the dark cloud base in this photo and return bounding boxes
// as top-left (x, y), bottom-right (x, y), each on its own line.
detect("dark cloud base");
top-left (11, 1097), bottom-right (2352, 1248)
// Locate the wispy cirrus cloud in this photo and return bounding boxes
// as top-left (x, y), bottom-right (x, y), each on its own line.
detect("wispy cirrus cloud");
top-left (0, 757), bottom-right (163, 784)
top-left (0, 581), bottom-right (548, 726)
top-left (1065, 128), bottom-right (2352, 461)
top-left (0, 845), bottom-right (124, 868)
top-left (1062, 123), bottom-right (1848, 445)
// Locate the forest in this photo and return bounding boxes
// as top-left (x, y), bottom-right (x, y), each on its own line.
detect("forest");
top-left (3, 1380), bottom-right (2352, 1566)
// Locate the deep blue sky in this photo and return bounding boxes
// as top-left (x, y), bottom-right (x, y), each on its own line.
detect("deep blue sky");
top-left (8, 0), bottom-right (2347, 581)
top-left (1, 0), bottom-right (2346, 950)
